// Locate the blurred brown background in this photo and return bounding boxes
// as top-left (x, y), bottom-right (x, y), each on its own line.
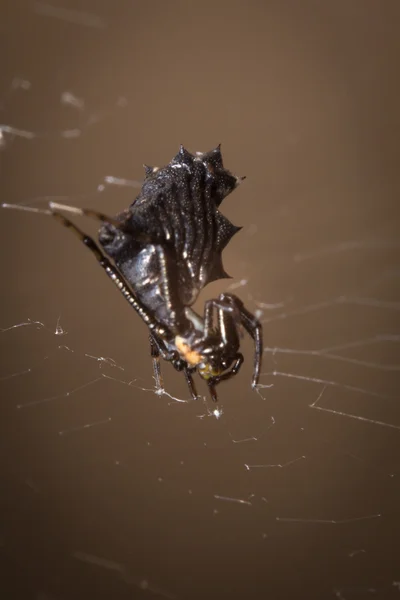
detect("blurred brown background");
top-left (1, 1), bottom-right (399, 599)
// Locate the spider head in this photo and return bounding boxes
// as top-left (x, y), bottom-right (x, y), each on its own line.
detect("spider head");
top-left (174, 335), bottom-right (236, 381)
top-left (196, 345), bottom-right (235, 381)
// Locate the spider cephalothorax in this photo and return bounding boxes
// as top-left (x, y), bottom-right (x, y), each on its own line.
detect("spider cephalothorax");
top-left (4, 145), bottom-right (262, 402)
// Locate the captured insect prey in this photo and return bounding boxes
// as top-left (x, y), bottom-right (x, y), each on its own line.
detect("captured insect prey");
top-left (4, 145), bottom-right (262, 402)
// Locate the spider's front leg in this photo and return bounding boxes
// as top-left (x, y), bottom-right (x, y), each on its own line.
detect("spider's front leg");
top-left (218, 293), bottom-right (263, 389)
top-left (206, 353), bottom-right (244, 403)
top-left (223, 294), bottom-right (263, 388)
top-left (201, 294), bottom-right (263, 401)
top-left (200, 296), bottom-right (244, 401)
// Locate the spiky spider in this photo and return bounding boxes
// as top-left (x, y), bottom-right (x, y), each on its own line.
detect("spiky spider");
top-left (5, 145), bottom-right (262, 402)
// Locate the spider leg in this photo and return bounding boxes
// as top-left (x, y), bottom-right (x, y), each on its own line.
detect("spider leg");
top-left (203, 294), bottom-right (262, 393)
top-left (219, 294), bottom-right (263, 388)
top-left (213, 353), bottom-right (244, 384)
top-left (203, 297), bottom-right (240, 347)
top-left (183, 368), bottom-right (199, 401)
top-left (48, 202), bottom-right (125, 228)
top-left (149, 333), bottom-right (198, 400)
top-left (201, 297), bottom-right (245, 402)
top-left (149, 334), bottom-right (164, 393)
top-left (207, 352), bottom-right (244, 402)
top-left (2, 201), bottom-right (126, 228)
top-left (203, 298), bottom-right (218, 333)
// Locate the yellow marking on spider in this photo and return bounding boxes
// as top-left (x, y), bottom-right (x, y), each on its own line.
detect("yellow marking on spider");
top-left (175, 337), bottom-right (223, 378)
top-left (175, 336), bottom-right (203, 366)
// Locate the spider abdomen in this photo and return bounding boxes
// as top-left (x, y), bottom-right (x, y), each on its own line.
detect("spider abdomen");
top-left (122, 146), bottom-right (241, 291)
top-left (99, 145), bottom-right (244, 329)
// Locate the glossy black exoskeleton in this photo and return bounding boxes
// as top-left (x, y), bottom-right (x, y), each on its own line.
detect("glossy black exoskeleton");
top-left (5, 145), bottom-right (263, 402)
